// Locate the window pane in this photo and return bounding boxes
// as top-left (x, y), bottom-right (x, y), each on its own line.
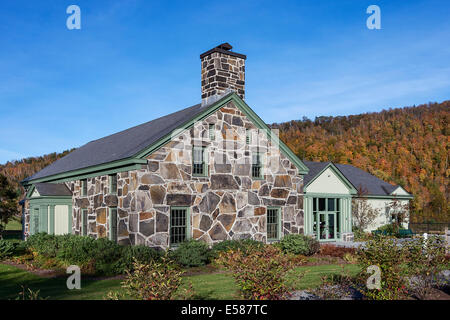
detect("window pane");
top-left (318, 198), bottom-right (326, 211)
top-left (328, 198), bottom-right (335, 211)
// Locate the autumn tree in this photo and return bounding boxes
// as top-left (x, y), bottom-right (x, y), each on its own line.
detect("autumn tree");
top-left (352, 186), bottom-right (380, 231)
top-left (0, 174), bottom-right (18, 237)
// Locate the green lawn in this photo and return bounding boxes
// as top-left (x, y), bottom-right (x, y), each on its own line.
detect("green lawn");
top-left (0, 263), bottom-right (361, 300)
top-left (4, 216), bottom-right (22, 231)
top-left (287, 264), bottom-right (361, 290)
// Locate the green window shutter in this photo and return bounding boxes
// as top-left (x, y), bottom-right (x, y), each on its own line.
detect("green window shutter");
top-left (81, 209), bottom-right (88, 236)
top-left (109, 207), bottom-right (118, 242)
top-left (170, 207), bottom-right (190, 246)
top-left (81, 179), bottom-right (87, 196)
top-left (246, 129), bottom-right (251, 145)
top-left (109, 174), bottom-right (117, 194)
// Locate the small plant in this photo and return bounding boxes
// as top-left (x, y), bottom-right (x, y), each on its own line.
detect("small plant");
top-left (116, 245), bottom-right (161, 272)
top-left (404, 236), bottom-right (448, 299)
top-left (313, 266), bottom-right (356, 300)
top-left (277, 234), bottom-right (320, 256)
top-left (320, 244), bottom-right (356, 258)
top-left (343, 252), bottom-right (358, 263)
top-left (0, 239), bottom-right (15, 259)
top-left (356, 236), bottom-right (408, 300)
top-left (216, 245), bottom-right (300, 300)
top-left (169, 239), bottom-right (210, 267)
top-left (107, 256), bottom-right (187, 300)
top-left (16, 285), bottom-right (48, 300)
top-left (210, 239), bottom-right (264, 258)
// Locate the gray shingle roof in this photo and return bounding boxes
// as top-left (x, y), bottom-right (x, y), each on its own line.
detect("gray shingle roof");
top-left (25, 102), bottom-right (206, 181)
top-left (303, 160), bottom-right (408, 197)
top-left (34, 183), bottom-right (72, 196)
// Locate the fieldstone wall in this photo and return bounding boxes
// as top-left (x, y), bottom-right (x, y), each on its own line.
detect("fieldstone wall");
top-left (26, 101), bottom-right (305, 249)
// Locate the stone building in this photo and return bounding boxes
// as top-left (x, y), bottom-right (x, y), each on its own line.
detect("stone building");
top-left (21, 43), bottom-right (412, 248)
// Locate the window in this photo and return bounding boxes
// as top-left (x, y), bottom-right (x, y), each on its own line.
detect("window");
top-left (81, 179), bottom-right (87, 197)
top-left (32, 207), bottom-right (40, 235)
top-left (312, 197), bottom-right (341, 240)
top-left (109, 207), bottom-right (118, 242)
top-left (109, 174), bottom-right (117, 194)
top-left (192, 146), bottom-right (207, 176)
top-left (251, 153), bottom-right (263, 179)
top-left (81, 209), bottom-right (88, 236)
top-left (170, 207), bottom-right (189, 246)
top-left (267, 207), bottom-right (280, 241)
top-left (246, 128), bottom-right (251, 145)
top-left (209, 124), bottom-right (215, 141)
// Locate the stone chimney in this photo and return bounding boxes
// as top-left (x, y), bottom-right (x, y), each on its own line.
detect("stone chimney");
top-left (200, 43), bottom-right (246, 106)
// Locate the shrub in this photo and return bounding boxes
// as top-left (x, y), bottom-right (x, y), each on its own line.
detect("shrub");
top-left (210, 239), bottom-right (264, 258)
top-left (115, 245), bottom-right (161, 273)
top-left (320, 244), bottom-right (356, 258)
top-left (109, 257), bottom-right (185, 300)
top-left (374, 224), bottom-right (398, 237)
top-left (56, 234), bottom-right (96, 264)
top-left (356, 236), bottom-right (408, 300)
top-left (169, 240), bottom-right (210, 267)
top-left (353, 226), bottom-right (372, 241)
top-left (26, 233), bottom-right (61, 258)
top-left (277, 234), bottom-right (320, 256)
top-left (56, 235), bottom-right (123, 275)
top-left (0, 239), bottom-right (15, 259)
top-left (216, 245), bottom-right (298, 300)
top-left (404, 236), bottom-right (448, 299)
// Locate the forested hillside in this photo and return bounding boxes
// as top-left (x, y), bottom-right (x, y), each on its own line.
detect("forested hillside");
top-left (272, 100), bottom-right (449, 223)
top-left (0, 150), bottom-right (73, 196)
top-left (1, 101), bottom-right (448, 223)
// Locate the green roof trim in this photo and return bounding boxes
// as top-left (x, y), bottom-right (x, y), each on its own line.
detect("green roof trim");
top-left (23, 159), bottom-right (146, 185)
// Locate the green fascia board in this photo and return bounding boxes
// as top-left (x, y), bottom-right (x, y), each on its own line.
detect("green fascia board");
top-left (25, 185), bottom-right (36, 198)
top-left (135, 92), bottom-right (309, 174)
top-left (304, 193), bottom-right (352, 198)
top-left (363, 194), bottom-right (414, 200)
top-left (23, 160), bottom-right (146, 186)
top-left (304, 162), bottom-right (357, 195)
top-left (29, 197), bottom-right (72, 205)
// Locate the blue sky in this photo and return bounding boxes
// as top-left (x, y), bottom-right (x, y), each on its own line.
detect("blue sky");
top-left (0, 0), bottom-right (449, 164)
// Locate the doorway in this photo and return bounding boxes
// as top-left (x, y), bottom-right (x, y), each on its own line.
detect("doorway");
top-left (313, 197), bottom-right (341, 241)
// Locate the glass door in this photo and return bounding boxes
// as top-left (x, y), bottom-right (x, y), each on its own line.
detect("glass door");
top-left (313, 197), bottom-right (340, 241)
top-left (319, 212), bottom-right (336, 240)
